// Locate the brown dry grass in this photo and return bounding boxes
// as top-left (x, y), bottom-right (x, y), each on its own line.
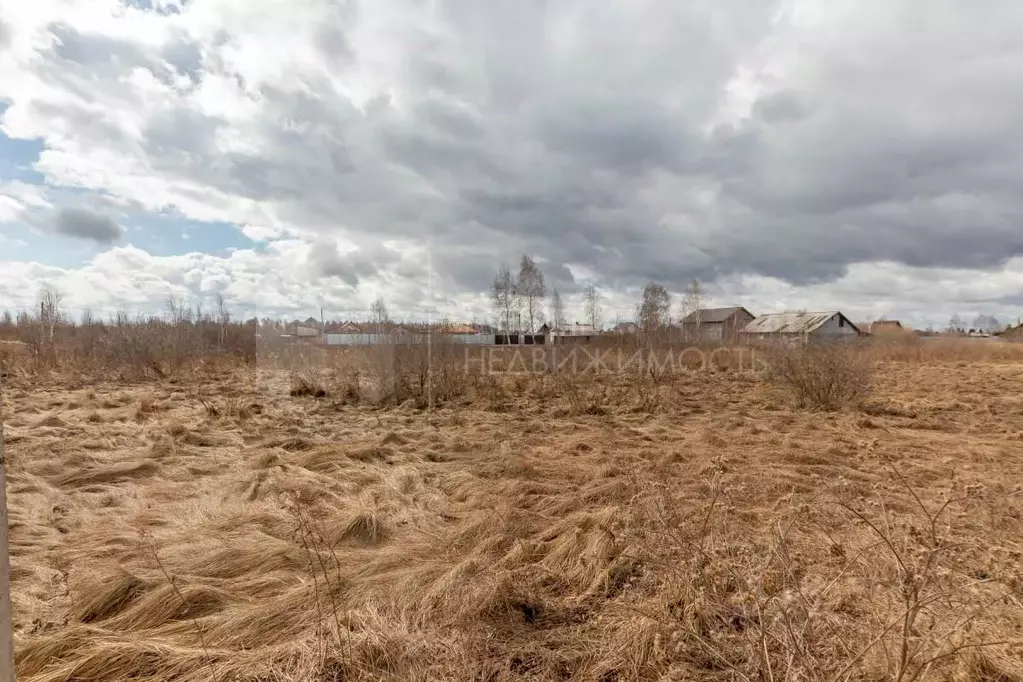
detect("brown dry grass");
top-left (2, 340), bottom-right (1023, 681)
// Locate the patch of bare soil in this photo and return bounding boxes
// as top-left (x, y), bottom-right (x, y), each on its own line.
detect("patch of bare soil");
top-left (3, 362), bottom-right (1022, 681)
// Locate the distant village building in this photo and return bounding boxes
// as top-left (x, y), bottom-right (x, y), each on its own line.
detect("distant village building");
top-left (285, 319), bottom-right (321, 338)
top-left (740, 311), bottom-right (862, 343)
top-left (864, 320), bottom-right (903, 334)
top-left (679, 307), bottom-right (756, 342)
top-left (542, 322), bottom-right (601, 345)
top-left (860, 319), bottom-right (916, 337)
top-left (613, 321), bottom-right (639, 334)
top-left (324, 321), bottom-right (361, 334)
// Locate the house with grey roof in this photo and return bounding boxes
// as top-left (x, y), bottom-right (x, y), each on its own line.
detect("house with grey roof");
top-left (740, 311), bottom-right (862, 344)
top-left (679, 306), bottom-right (756, 342)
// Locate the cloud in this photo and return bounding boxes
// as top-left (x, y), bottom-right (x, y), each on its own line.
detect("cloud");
top-left (0, 194), bottom-right (22, 222)
top-left (49, 207), bottom-right (124, 243)
top-left (0, 0), bottom-right (1021, 323)
top-left (0, 19), bottom-right (11, 51)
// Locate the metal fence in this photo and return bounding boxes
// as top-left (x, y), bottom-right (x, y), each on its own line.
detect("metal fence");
top-left (324, 333), bottom-right (498, 346)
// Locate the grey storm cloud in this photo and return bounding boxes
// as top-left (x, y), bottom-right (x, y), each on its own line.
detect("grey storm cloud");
top-left (307, 240), bottom-right (412, 289)
top-left (21, 0), bottom-right (1023, 296)
top-left (51, 207), bottom-right (124, 244)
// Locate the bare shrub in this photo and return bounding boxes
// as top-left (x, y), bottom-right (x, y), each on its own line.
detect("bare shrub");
top-left (1, 298), bottom-right (258, 379)
top-left (764, 342), bottom-right (873, 410)
top-left (289, 373), bottom-right (328, 398)
top-left (345, 335), bottom-right (471, 408)
top-left (633, 471), bottom-right (1017, 681)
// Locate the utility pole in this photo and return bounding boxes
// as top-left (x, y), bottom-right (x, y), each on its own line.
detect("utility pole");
top-left (0, 370), bottom-right (15, 682)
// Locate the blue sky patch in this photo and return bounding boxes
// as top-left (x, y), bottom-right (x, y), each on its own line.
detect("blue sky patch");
top-left (0, 102), bottom-right (45, 181)
top-left (0, 225), bottom-right (106, 268)
top-left (124, 211), bottom-right (254, 257)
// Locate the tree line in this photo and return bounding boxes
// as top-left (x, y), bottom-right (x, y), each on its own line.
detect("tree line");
top-left (491, 255), bottom-right (602, 333)
top-left (490, 257), bottom-right (707, 334)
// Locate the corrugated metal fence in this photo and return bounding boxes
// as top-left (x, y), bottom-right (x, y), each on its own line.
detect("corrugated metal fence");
top-left (324, 333), bottom-right (497, 346)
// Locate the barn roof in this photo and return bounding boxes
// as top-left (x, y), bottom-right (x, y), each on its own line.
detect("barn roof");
top-left (681, 306), bottom-right (754, 324)
top-left (866, 320), bottom-right (904, 334)
top-left (741, 311), bottom-right (859, 335)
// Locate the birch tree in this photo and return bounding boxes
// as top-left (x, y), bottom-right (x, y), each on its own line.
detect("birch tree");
top-left (516, 255), bottom-right (546, 332)
top-left (370, 296), bottom-right (391, 326)
top-left (492, 265), bottom-right (517, 332)
top-left (583, 284), bottom-right (602, 331)
top-left (550, 288), bottom-right (565, 329)
top-left (638, 282), bottom-right (671, 331)
top-left (680, 278), bottom-right (703, 341)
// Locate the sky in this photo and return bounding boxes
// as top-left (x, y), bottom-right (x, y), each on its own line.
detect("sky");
top-left (2, 0), bottom-right (1023, 329)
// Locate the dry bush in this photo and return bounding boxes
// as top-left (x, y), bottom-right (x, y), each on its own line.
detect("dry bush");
top-left (0, 340), bottom-right (30, 377)
top-left (764, 342), bottom-right (873, 410)
top-left (1, 310), bottom-right (257, 379)
top-left (632, 471), bottom-right (1018, 682)
top-left (280, 336), bottom-right (475, 409)
top-left (289, 373), bottom-right (328, 398)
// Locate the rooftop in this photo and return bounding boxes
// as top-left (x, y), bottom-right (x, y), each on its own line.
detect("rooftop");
top-left (742, 311), bottom-right (852, 334)
top-left (681, 306), bottom-right (753, 324)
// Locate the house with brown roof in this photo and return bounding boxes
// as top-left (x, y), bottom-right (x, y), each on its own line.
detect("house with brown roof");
top-left (613, 321), bottom-right (639, 334)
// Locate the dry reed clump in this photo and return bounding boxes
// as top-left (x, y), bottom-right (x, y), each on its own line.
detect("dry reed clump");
top-left (55, 461), bottom-right (161, 488)
top-left (73, 570), bottom-right (157, 624)
top-left (763, 342), bottom-right (874, 410)
top-left (332, 508), bottom-right (390, 546)
top-left (288, 372), bottom-right (328, 398)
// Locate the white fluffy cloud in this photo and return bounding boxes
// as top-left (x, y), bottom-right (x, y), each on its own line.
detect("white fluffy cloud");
top-left (1, 0), bottom-right (1023, 327)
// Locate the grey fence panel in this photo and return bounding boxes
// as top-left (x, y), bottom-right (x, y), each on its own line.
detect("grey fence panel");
top-left (324, 333), bottom-right (498, 346)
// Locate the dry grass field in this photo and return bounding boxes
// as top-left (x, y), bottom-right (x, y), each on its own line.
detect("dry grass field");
top-left (3, 341), bottom-right (1023, 681)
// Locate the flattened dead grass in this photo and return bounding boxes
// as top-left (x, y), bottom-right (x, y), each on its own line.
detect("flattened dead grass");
top-left (3, 351), bottom-right (1023, 680)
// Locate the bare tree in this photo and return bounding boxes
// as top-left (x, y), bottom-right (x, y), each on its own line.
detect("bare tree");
top-left (492, 264), bottom-right (518, 332)
top-left (638, 282), bottom-right (671, 331)
top-left (167, 295), bottom-right (190, 325)
top-left (215, 293), bottom-right (230, 325)
top-left (583, 284), bottom-right (602, 331)
top-left (550, 288), bottom-right (566, 329)
top-left (0, 311), bottom-right (11, 328)
top-left (516, 255), bottom-right (546, 332)
top-left (370, 296), bottom-right (391, 328)
top-left (948, 313), bottom-right (963, 334)
top-left (214, 293), bottom-right (231, 347)
top-left (971, 314), bottom-right (1002, 334)
top-left (39, 283), bottom-right (63, 344)
top-left (680, 278), bottom-right (703, 341)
